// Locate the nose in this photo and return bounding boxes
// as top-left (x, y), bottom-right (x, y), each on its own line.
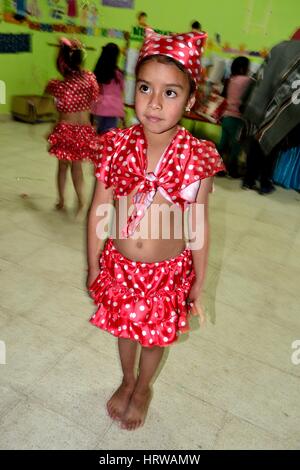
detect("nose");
top-left (148, 92), bottom-right (162, 110)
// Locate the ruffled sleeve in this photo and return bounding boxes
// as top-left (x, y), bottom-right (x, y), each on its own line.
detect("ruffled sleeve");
top-left (190, 139), bottom-right (225, 179)
top-left (94, 129), bottom-right (118, 188)
top-left (177, 138), bottom-right (226, 203)
top-left (45, 79), bottom-right (60, 97)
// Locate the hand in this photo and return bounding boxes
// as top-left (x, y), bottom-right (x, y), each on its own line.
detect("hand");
top-left (187, 279), bottom-right (202, 304)
top-left (86, 267), bottom-right (100, 292)
top-left (123, 31), bottom-right (130, 42)
top-left (188, 280), bottom-right (206, 327)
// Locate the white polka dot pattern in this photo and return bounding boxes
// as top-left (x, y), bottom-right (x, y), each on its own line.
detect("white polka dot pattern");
top-left (45, 70), bottom-right (99, 113)
top-left (137, 29), bottom-right (207, 85)
top-left (48, 122), bottom-right (98, 161)
top-left (89, 238), bottom-right (195, 348)
top-left (93, 124), bottom-right (225, 234)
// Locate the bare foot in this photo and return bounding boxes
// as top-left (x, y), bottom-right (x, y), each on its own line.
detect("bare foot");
top-left (107, 380), bottom-right (136, 421)
top-left (121, 387), bottom-right (152, 431)
top-left (55, 201), bottom-right (65, 211)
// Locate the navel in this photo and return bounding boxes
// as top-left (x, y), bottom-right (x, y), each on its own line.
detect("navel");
top-left (136, 241), bottom-right (143, 249)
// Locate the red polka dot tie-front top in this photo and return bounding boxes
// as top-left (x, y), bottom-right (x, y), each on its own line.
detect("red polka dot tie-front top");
top-left (45, 70), bottom-right (100, 113)
top-left (94, 124), bottom-right (226, 237)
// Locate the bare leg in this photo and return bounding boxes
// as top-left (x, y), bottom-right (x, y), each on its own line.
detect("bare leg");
top-left (56, 160), bottom-right (69, 209)
top-left (107, 338), bottom-right (139, 421)
top-left (70, 161), bottom-right (84, 213)
top-left (121, 345), bottom-right (164, 430)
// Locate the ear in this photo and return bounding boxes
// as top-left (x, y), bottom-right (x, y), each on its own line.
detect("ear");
top-left (186, 93), bottom-right (196, 111)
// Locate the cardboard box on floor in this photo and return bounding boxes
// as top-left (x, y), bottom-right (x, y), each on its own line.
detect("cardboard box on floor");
top-left (11, 95), bottom-right (57, 123)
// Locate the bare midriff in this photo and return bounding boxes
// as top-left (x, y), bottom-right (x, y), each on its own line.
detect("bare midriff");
top-left (112, 190), bottom-right (187, 263)
top-left (59, 110), bottom-right (91, 125)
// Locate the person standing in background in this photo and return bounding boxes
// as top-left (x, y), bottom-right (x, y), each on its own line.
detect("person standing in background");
top-left (218, 56), bottom-right (251, 178)
top-left (242, 30), bottom-right (300, 194)
top-left (137, 11), bottom-right (149, 28)
top-left (191, 21), bottom-right (202, 33)
top-left (92, 43), bottom-right (125, 134)
top-left (45, 38), bottom-right (99, 213)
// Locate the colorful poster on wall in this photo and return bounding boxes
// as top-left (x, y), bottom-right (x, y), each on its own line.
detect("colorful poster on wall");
top-left (67, 0), bottom-right (78, 18)
top-left (47, 0), bottom-right (65, 20)
top-left (2, 0), bottom-right (104, 36)
top-left (0, 33), bottom-right (31, 53)
top-left (102, 0), bottom-right (134, 8)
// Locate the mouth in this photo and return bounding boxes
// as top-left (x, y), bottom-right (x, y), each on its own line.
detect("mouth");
top-left (145, 115), bottom-right (163, 123)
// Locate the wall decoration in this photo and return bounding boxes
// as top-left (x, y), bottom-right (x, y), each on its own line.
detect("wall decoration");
top-left (2, 0), bottom-right (42, 21)
top-left (244, 0), bottom-right (273, 36)
top-left (102, 0), bottom-right (134, 8)
top-left (15, 0), bottom-right (27, 16)
top-left (89, 4), bottom-right (98, 26)
top-left (130, 25), bottom-right (172, 42)
top-left (80, 2), bottom-right (88, 26)
top-left (48, 0), bottom-right (65, 20)
top-left (2, 0), bottom-right (102, 33)
top-left (0, 33), bottom-right (31, 53)
top-left (67, 0), bottom-right (78, 18)
top-left (27, 0), bottom-right (41, 18)
top-left (0, 1), bottom-right (269, 58)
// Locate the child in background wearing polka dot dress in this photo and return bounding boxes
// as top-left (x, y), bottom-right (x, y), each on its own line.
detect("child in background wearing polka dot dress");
top-left (45, 38), bottom-right (99, 214)
top-left (87, 29), bottom-right (225, 430)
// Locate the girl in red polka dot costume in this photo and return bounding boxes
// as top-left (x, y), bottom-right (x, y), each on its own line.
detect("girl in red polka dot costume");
top-left (87, 29), bottom-right (225, 430)
top-left (45, 38), bottom-right (100, 213)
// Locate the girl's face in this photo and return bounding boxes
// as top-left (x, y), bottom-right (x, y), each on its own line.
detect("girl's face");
top-left (135, 59), bottom-right (195, 136)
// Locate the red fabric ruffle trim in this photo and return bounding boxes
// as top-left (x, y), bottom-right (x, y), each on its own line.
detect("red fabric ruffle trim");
top-left (89, 266), bottom-right (195, 348)
top-left (48, 122), bottom-right (98, 161)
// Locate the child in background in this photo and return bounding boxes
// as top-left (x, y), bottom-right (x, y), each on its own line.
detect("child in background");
top-left (137, 11), bottom-right (149, 28)
top-left (191, 20), bottom-right (202, 33)
top-left (87, 29), bottom-right (225, 430)
top-left (46, 38), bottom-right (99, 212)
top-left (218, 56), bottom-right (251, 178)
top-left (92, 43), bottom-right (125, 134)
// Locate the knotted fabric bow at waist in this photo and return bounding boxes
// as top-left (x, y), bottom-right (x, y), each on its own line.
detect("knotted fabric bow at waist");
top-left (121, 172), bottom-right (162, 238)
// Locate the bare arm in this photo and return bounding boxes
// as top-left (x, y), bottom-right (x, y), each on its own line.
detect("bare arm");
top-left (188, 176), bottom-right (213, 303)
top-left (87, 179), bottom-right (115, 287)
top-left (120, 31), bottom-right (130, 57)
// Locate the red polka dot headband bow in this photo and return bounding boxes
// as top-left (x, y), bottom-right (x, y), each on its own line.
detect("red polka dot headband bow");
top-left (137, 28), bottom-right (208, 85)
top-left (60, 37), bottom-right (85, 52)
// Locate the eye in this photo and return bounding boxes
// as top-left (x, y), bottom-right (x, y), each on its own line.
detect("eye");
top-left (165, 89), bottom-right (177, 98)
top-left (139, 84), bottom-right (150, 94)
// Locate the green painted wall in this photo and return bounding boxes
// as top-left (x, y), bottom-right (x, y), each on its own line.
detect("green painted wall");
top-left (0, 0), bottom-right (299, 115)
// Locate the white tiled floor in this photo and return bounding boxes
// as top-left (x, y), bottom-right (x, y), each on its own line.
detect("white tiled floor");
top-left (0, 120), bottom-right (300, 450)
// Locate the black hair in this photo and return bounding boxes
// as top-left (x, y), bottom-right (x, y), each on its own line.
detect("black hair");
top-left (191, 21), bottom-right (201, 30)
top-left (93, 43), bottom-right (120, 84)
top-left (136, 55), bottom-right (196, 96)
top-left (138, 11), bottom-right (147, 19)
top-left (57, 43), bottom-right (83, 77)
top-left (231, 56), bottom-right (250, 76)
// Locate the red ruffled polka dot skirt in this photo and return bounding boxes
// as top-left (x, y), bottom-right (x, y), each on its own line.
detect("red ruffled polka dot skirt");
top-left (89, 238), bottom-right (196, 347)
top-left (48, 122), bottom-right (97, 161)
